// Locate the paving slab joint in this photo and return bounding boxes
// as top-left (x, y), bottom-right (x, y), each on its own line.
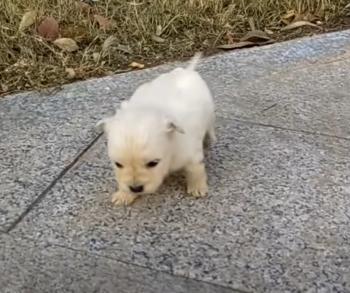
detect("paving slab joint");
top-left (232, 117), bottom-right (350, 142)
top-left (41, 237), bottom-right (249, 293)
top-left (5, 133), bottom-right (103, 233)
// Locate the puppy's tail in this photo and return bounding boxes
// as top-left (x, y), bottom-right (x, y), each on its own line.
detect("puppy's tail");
top-left (187, 52), bottom-right (202, 71)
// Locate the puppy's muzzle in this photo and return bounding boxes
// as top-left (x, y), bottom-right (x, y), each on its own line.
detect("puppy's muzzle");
top-left (129, 185), bottom-right (144, 193)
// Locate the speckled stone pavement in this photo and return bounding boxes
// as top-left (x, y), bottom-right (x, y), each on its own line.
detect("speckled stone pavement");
top-left (1, 30), bottom-right (350, 293)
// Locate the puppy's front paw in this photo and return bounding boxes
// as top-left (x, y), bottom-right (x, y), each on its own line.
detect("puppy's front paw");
top-left (185, 162), bottom-right (208, 198)
top-left (187, 179), bottom-right (208, 197)
top-left (111, 191), bottom-right (137, 206)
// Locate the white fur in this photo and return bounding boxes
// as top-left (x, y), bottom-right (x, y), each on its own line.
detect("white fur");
top-left (99, 53), bottom-right (215, 205)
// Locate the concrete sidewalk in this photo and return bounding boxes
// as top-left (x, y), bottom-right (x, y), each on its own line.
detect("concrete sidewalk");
top-left (1, 30), bottom-right (350, 292)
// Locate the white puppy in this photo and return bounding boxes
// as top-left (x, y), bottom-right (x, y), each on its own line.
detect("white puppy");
top-left (98, 53), bottom-right (215, 206)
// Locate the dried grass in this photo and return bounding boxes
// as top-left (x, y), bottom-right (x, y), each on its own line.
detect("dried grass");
top-left (0, 0), bottom-right (349, 95)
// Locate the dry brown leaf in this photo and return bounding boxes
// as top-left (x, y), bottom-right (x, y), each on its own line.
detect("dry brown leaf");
top-left (53, 38), bottom-right (79, 52)
top-left (281, 20), bottom-right (321, 31)
top-left (217, 41), bottom-right (256, 50)
top-left (65, 68), bottom-right (76, 79)
top-left (240, 30), bottom-right (273, 43)
top-left (19, 11), bottom-right (37, 31)
top-left (217, 39), bottom-right (274, 50)
top-left (37, 16), bottom-right (59, 41)
top-left (151, 35), bottom-right (165, 43)
top-left (94, 14), bottom-right (112, 30)
top-left (129, 61), bottom-right (145, 69)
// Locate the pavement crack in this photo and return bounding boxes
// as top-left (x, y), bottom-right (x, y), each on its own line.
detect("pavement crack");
top-left (5, 233), bottom-right (247, 293)
top-left (42, 239), bottom-right (249, 293)
top-left (261, 103), bottom-right (278, 113)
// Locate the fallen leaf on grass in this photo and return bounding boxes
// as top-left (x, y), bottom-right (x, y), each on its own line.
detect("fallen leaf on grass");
top-left (129, 62), bottom-right (144, 69)
top-left (218, 29), bottom-right (274, 50)
top-left (217, 41), bottom-right (256, 50)
top-left (94, 14), bottom-right (112, 30)
top-left (217, 39), bottom-right (274, 50)
top-left (53, 38), bottom-right (79, 52)
top-left (281, 21), bottom-right (321, 31)
top-left (37, 16), bottom-right (59, 41)
top-left (240, 30), bottom-right (273, 43)
top-left (19, 11), bottom-right (37, 31)
top-left (65, 68), bottom-right (76, 79)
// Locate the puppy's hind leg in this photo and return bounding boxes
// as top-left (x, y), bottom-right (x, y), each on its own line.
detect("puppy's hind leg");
top-left (203, 124), bottom-right (216, 148)
top-left (208, 124), bottom-right (217, 143)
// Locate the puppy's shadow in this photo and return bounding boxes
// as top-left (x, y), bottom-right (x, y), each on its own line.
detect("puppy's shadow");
top-left (135, 143), bottom-right (221, 207)
top-left (132, 172), bottom-right (187, 207)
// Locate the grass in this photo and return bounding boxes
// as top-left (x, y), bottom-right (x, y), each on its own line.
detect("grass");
top-left (1, 0), bottom-right (349, 95)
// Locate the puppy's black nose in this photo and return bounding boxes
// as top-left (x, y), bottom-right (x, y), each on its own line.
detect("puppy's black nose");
top-left (129, 185), bottom-right (144, 193)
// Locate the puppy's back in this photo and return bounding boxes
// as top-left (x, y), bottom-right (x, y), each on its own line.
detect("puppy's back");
top-left (128, 54), bottom-right (214, 133)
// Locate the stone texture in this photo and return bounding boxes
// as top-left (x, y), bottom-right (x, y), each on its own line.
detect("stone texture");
top-left (0, 68), bottom-right (164, 230)
top-left (206, 58), bottom-right (350, 138)
top-left (0, 88), bottom-right (97, 230)
top-left (2, 29), bottom-right (350, 231)
top-left (12, 119), bottom-right (350, 293)
top-left (198, 30), bottom-right (350, 140)
top-left (0, 234), bottom-right (235, 293)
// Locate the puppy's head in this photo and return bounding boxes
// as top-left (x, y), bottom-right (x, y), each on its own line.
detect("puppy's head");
top-left (98, 107), bottom-right (183, 195)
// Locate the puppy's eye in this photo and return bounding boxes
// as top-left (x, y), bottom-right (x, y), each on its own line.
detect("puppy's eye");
top-left (115, 162), bottom-right (123, 168)
top-left (146, 160), bottom-right (160, 168)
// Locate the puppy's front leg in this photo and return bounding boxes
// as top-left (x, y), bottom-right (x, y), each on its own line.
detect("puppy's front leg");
top-left (111, 190), bottom-right (137, 206)
top-left (185, 161), bottom-right (208, 197)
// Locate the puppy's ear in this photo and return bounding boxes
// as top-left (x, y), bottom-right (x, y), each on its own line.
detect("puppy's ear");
top-left (165, 121), bottom-right (185, 134)
top-left (96, 116), bottom-right (114, 133)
